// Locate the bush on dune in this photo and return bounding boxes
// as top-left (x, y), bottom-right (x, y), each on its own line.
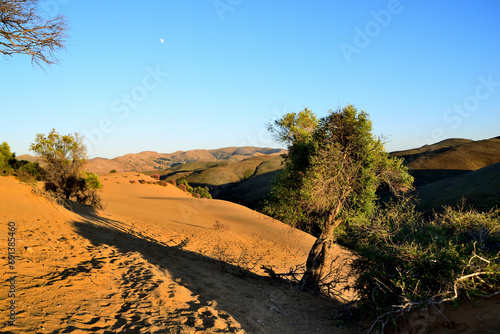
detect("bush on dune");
top-left (177, 178), bottom-right (193, 193)
top-left (338, 197), bottom-right (500, 330)
top-left (30, 129), bottom-right (102, 209)
top-left (0, 141), bottom-right (17, 175)
top-left (193, 186), bottom-right (212, 199)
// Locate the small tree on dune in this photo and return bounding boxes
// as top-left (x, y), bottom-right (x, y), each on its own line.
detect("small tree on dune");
top-left (30, 129), bottom-right (102, 208)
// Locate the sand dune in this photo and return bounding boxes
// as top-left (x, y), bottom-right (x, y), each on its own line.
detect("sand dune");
top-left (2, 173), bottom-right (499, 333)
top-left (0, 174), bottom-right (354, 333)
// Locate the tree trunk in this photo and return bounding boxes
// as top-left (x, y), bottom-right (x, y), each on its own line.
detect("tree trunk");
top-left (299, 210), bottom-right (343, 293)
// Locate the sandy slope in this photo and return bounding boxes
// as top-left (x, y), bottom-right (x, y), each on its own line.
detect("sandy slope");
top-left (0, 174), bottom-right (354, 333)
top-left (2, 173), bottom-right (499, 333)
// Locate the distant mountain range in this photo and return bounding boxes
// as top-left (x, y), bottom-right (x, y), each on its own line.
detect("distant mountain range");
top-left (19, 147), bottom-right (286, 174)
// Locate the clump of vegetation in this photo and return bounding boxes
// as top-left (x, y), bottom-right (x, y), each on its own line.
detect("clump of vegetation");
top-left (177, 178), bottom-right (193, 193)
top-left (0, 142), bottom-right (44, 183)
top-left (193, 186), bottom-right (212, 199)
top-left (109, 169), bottom-right (117, 173)
top-left (84, 172), bottom-right (102, 190)
top-left (174, 178), bottom-right (211, 198)
top-left (152, 173), bottom-right (160, 180)
top-left (167, 179), bottom-right (176, 186)
top-left (30, 129), bottom-right (102, 208)
top-left (0, 141), bottom-right (17, 175)
top-left (17, 161), bottom-right (44, 183)
top-left (138, 179), bottom-right (146, 184)
top-left (340, 198), bottom-right (500, 331)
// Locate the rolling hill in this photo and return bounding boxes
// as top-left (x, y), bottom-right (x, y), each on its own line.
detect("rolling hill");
top-left (143, 154), bottom-right (284, 208)
top-left (86, 147), bottom-right (284, 174)
top-left (19, 147), bottom-right (285, 174)
top-left (415, 161), bottom-right (500, 211)
top-left (392, 137), bottom-right (500, 186)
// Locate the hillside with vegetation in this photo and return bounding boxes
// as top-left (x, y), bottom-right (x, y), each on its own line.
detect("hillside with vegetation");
top-left (85, 147), bottom-right (285, 174)
top-left (19, 147), bottom-right (285, 175)
top-left (392, 137), bottom-right (500, 186)
top-left (144, 154), bottom-right (284, 208)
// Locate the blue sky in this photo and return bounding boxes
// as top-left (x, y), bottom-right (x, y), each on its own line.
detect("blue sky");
top-left (1, 0), bottom-right (499, 158)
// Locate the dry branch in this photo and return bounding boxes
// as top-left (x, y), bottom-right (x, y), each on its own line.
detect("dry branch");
top-left (0, 0), bottom-right (68, 66)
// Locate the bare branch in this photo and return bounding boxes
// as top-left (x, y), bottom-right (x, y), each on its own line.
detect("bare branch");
top-left (0, 0), bottom-right (68, 67)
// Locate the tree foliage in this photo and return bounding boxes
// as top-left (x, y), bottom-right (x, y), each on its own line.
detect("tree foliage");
top-left (0, 0), bottom-right (68, 66)
top-left (0, 141), bottom-right (16, 174)
top-left (30, 129), bottom-right (101, 208)
top-left (263, 105), bottom-right (413, 292)
top-left (268, 107), bottom-right (318, 145)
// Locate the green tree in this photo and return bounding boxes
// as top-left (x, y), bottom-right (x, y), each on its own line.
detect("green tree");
top-left (30, 129), bottom-right (101, 207)
top-left (268, 107), bottom-right (318, 144)
top-left (0, 141), bottom-right (16, 174)
top-left (265, 105), bottom-right (413, 292)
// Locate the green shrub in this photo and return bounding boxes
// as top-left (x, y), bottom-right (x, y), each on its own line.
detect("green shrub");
top-left (17, 161), bottom-right (44, 183)
top-left (177, 178), bottom-right (193, 193)
top-left (339, 197), bottom-right (500, 324)
top-left (0, 142), bottom-right (17, 175)
top-left (193, 186), bottom-right (212, 199)
top-left (110, 169), bottom-right (117, 173)
top-left (84, 172), bottom-right (102, 190)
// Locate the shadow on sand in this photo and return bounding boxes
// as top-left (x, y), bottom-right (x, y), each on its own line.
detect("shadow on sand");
top-left (70, 208), bottom-right (347, 333)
